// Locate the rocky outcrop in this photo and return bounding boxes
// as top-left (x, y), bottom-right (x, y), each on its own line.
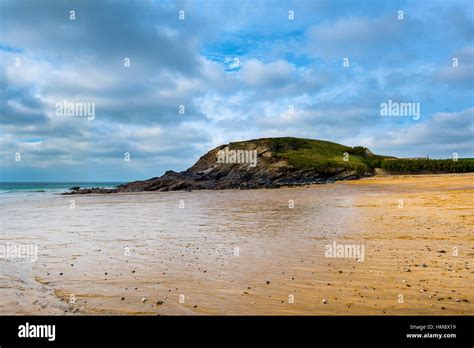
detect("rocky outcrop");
top-left (64, 138), bottom-right (372, 194)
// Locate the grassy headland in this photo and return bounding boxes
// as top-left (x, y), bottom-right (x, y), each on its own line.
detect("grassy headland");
top-left (66, 137), bottom-right (474, 194)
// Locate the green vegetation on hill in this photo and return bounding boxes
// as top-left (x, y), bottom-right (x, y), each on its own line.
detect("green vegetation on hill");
top-left (264, 137), bottom-right (387, 175)
top-left (381, 158), bottom-right (474, 174)
top-left (229, 137), bottom-right (474, 175)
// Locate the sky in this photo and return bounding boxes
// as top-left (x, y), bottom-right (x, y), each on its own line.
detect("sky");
top-left (0, 0), bottom-right (473, 182)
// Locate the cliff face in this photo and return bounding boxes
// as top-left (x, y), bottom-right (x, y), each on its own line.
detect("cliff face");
top-left (65, 137), bottom-right (381, 194)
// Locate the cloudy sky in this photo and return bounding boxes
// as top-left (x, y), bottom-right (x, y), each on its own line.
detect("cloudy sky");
top-left (1, 0), bottom-right (473, 182)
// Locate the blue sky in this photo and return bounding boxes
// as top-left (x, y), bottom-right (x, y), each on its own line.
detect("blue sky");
top-left (0, 0), bottom-right (473, 181)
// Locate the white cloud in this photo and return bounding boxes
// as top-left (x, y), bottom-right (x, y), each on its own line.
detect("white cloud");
top-left (365, 108), bottom-right (474, 157)
top-left (306, 16), bottom-right (402, 59)
top-left (242, 59), bottom-right (294, 87)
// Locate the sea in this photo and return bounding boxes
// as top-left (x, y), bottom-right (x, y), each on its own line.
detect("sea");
top-left (0, 182), bottom-right (123, 195)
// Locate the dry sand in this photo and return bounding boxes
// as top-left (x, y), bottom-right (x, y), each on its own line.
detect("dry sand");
top-left (0, 174), bottom-right (472, 315)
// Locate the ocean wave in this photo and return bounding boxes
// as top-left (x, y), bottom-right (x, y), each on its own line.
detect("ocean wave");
top-left (0, 189), bottom-right (66, 194)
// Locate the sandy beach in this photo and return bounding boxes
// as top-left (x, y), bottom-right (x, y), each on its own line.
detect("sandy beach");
top-left (0, 174), bottom-right (472, 315)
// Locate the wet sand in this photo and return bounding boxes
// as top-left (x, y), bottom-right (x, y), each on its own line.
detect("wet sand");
top-left (0, 174), bottom-right (472, 315)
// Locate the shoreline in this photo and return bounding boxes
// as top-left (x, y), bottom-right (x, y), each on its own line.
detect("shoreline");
top-left (0, 173), bottom-right (472, 315)
top-left (60, 172), bottom-right (474, 196)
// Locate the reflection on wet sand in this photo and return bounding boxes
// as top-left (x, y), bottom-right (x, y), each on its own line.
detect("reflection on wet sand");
top-left (0, 174), bottom-right (472, 315)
